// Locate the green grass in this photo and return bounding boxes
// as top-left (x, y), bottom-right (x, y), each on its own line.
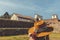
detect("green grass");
top-left (49, 33), bottom-right (60, 40)
top-left (0, 33), bottom-right (60, 40)
top-left (0, 35), bottom-right (28, 40)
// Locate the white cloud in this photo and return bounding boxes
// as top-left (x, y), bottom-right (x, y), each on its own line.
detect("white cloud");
top-left (0, 0), bottom-right (43, 12)
top-left (0, 1), bottom-right (16, 7)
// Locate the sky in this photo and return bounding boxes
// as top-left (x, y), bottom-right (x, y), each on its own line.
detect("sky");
top-left (0, 0), bottom-right (60, 19)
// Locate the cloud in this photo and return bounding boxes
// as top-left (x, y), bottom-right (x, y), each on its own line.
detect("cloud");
top-left (0, 1), bottom-right (16, 7)
top-left (0, 0), bottom-right (43, 13)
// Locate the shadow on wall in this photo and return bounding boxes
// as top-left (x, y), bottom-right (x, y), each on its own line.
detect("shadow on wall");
top-left (0, 19), bottom-right (34, 36)
top-left (0, 19), bottom-right (34, 28)
top-left (0, 29), bottom-right (29, 36)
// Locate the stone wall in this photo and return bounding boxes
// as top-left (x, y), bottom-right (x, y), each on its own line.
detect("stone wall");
top-left (0, 19), bottom-right (59, 36)
top-left (0, 29), bottom-right (29, 36)
top-left (0, 19), bottom-right (34, 36)
top-left (0, 19), bottom-right (34, 28)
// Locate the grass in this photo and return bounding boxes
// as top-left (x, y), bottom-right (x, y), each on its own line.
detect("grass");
top-left (0, 33), bottom-right (60, 40)
top-left (0, 35), bottom-right (28, 40)
top-left (49, 33), bottom-right (60, 40)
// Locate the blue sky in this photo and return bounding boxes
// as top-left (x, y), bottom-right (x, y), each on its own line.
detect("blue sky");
top-left (0, 0), bottom-right (60, 19)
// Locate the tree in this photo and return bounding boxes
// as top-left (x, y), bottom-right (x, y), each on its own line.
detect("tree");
top-left (4, 12), bottom-right (9, 16)
top-left (0, 12), bottom-right (11, 19)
